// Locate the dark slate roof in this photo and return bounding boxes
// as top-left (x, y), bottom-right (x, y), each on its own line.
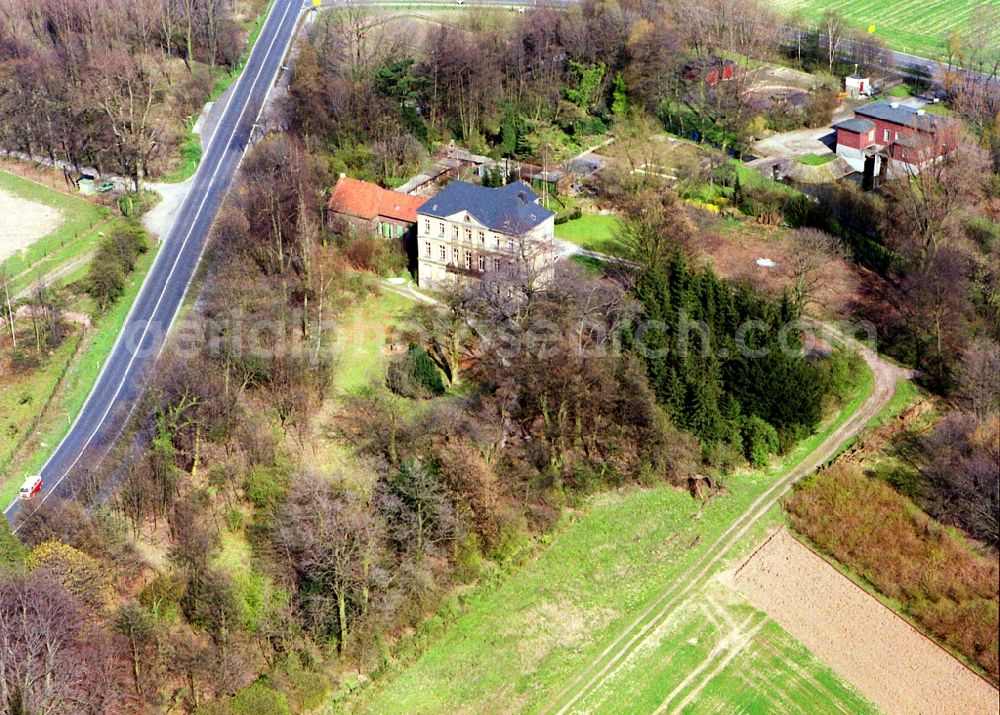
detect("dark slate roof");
top-left (895, 133), bottom-right (932, 148)
top-left (833, 118), bottom-right (875, 133)
top-left (854, 101), bottom-right (944, 132)
top-left (418, 180), bottom-right (554, 234)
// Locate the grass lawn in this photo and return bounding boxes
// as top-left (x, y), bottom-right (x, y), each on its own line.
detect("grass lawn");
top-left (0, 245), bottom-right (160, 506)
top-left (331, 287), bottom-right (415, 394)
top-left (307, 283), bottom-right (422, 487)
top-left (796, 153), bottom-right (834, 166)
top-left (161, 128), bottom-right (203, 184)
top-left (554, 213), bottom-right (624, 255)
top-left (0, 171), bottom-right (110, 291)
top-left (770, 0), bottom-right (993, 59)
top-left (0, 332), bottom-right (83, 485)
top-left (341, 357), bottom-right (877, 713)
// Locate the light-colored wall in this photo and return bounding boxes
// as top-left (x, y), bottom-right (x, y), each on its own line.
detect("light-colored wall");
top-left (835, 144), bottom-right (868, 173)
top-left (416, 211), bottom-right (554, 290)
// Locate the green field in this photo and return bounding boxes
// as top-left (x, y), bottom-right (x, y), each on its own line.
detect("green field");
top-left (341, 358), bottom-right (877, 713)
top-left (772, 0), bottom-right (991, 58)
top-left (554, 213), bottom-right (624, 255)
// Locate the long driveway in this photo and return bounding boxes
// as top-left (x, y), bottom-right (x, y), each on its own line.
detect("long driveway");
top-left (5, 0), bottom-right (306, 527)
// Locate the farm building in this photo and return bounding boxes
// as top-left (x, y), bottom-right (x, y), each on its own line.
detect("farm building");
top-left (834, 101), bottom-right (957, 180)
top-left (328, 175), bottom-right (424, 238)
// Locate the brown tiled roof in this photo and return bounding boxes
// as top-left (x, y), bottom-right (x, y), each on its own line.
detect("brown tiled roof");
top-left (328, 177), bottom-right (423, 223)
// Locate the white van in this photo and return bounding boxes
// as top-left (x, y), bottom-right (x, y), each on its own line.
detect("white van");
top-left (19, 475), bottom-right (42, 500)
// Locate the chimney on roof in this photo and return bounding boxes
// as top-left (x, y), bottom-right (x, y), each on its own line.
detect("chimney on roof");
top-left (340, 172), bottom-right (346, 179)
top-left (916, 109), bottom-right (926, 116)
top-left (889, 101), bottom-right (900, 109)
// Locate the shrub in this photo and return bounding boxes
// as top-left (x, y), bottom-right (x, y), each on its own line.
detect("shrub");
top-left (554, 207), bottom-right (583, 225)
top-left (741, 415), bottom-right (779, 467)
top-left (245, 465), bottom-right (290, 511)
top-left (229, 681), bottom-right (290, 715)
top-left (802, 90), bottom-right (839, 128)
top-left (386, 344), bottom-right (445, 398)
top-left (738, 184), bottom-right (785, 225)
top-left (782, 192), bottom-right (825, 228)
top-left (28, 540), bottom-right (112, 611)
top-left (344, 235), bottom-right (407, 275)
top-left (274, 656), bottom-right (330, 712)
top-left (965, 216), bottom-right (999, 252)
top-left (85, 223), bottom-right (149, 312)
top-left (0, 520), bottom-right (27, 570)
top-left (817, 348), bottom-right (864, 405)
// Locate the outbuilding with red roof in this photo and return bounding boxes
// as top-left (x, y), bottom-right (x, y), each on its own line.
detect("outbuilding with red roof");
top-left (328, 175), bottom-right (424, 239)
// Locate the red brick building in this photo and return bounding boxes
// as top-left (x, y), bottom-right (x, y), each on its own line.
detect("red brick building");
top-left (327, 175), bottom-right (424, 239)
top-left (834, 101), bottom-right (957, 177)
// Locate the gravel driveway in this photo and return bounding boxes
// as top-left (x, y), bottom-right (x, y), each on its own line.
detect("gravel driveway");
top-left (752, 126), bottom-right (838, 158)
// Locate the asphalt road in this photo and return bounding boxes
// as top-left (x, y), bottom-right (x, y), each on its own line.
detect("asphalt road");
top-left (5, 0), bottom-right (305, 527)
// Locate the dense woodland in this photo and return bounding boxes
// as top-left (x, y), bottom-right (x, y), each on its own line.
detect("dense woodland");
top-left (0, 0), bottom-right (259, 188)
top-left (0, 0), bottom-right (997, 712)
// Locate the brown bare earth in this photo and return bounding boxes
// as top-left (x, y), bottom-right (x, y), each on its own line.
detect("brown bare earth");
top-left (0, 187), bottom-right (62, 262)
top-left (734, 528), bottom-right (1000, 715)
top-left (695, 220), bottom-right (865, 320)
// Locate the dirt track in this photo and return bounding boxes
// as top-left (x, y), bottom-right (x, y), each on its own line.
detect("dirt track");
top-left (547, 329), bottom-right (913, 714)
top-left (735, 528), bottom-right (1000, 715)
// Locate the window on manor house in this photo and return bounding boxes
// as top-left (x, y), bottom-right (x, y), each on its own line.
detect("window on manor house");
top-left (478, 255), bottom-right (485, 271)
top-left (465, 228), bottom-right (472, 242)
top-left (452, 247), bottom-right (458, 263)
top-left (883, 129), bottom-right (889, 141)
top-left (494, 257), bottom-right (501, 271)
top-left (439, 245), bottom-right (446, 260)
top-left (424, 241), bottom-right (431, 257)
top-left (478, 231), bottom-right (485, 245)
top-left (464, 250), bottom-right (472, 269)
top-left (439, 222), bottom-right (445, 236)
top-left (453, 225), bottom-right (459, 239)
top-left (424, 219), bottom-right (430, 233)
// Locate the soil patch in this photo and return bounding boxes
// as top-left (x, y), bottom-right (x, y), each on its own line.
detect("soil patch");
top-left (734, 528), bottom-right (1000, 715)
top-left (695, 220), bottom-right (864, 320)
top-left (0, 188), bottom-right (63, 262)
